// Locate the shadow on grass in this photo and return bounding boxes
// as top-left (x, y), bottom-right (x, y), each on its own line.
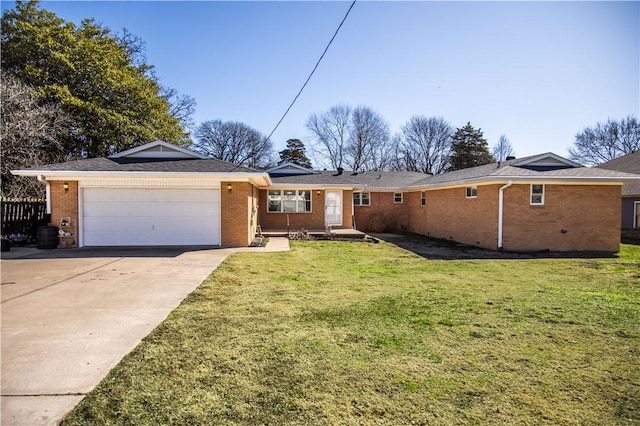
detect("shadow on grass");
top-left (621, 228), bottom-right (640, 246)
top-left (370, 233), bottom-right (620, 260)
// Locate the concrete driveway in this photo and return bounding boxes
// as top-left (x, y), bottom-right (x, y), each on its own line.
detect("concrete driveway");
top-left (1, 240), bottom-right (288, 425)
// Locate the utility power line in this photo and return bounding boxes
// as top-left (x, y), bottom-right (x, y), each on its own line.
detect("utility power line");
top-left (265, 0), bottom-right (357, 143)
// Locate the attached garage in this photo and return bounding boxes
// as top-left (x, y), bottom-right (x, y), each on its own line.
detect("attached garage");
top-left (12, 141), bottom-right (272, 248)
top-left (82, 187), bottom-right (220, 246)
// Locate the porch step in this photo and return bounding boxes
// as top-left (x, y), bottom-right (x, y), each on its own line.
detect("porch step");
top-left (260, 228), bottom-right (367, 240)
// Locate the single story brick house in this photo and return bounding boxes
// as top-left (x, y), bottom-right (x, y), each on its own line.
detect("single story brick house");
top-left (13, 140), bottom-right (640, 252)
top-left (596, 150), bottom-right (640, 229)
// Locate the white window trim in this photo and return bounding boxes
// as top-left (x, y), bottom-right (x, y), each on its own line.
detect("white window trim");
top-left (465, 186), bottom-right (477, 199)
top-left (353, 192), bottom-right (370, 206)
top-left (268, 189), bottom-right (312, 213)
top-left (394, 192), bottom-right (403, 203)
top-left (530, 184), bottom-right (545, 205)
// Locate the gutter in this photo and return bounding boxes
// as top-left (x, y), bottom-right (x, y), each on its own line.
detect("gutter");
top-left (37, 175), bottom-right (51, 214)
top-left (498, 180), bottom-right (512, 250)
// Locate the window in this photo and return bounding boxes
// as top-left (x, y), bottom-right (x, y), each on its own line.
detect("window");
top-left (268, 189), bottom-right (311, 212)
top-left (394, 192), bottom-right (403, 203)
top-left (353, 192), bottom-right (370, 206)
top-left (421, 191), bottom-right (426, 206)
top-left (465, 186), bottom-right (477, 198)
top-left (530, 184), bottom-right (544, 205)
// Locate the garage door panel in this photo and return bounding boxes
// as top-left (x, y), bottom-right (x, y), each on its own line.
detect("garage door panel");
top-left (160, 203), bottom-right (188, 216)
top-left (85, 231), bottom-right (155, 246)
top-left (152, 218), bottom-right (188, 232)
top-left (82, 188), bottom-right (220, 246)
top-left (152, 189), bottom-right (185, 201)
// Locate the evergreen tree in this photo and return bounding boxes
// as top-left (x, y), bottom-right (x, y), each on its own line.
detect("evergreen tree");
top-left (278, 139), bottom-right (312, 168)
top-left (1, 0), bottom-right (190, 159)
top-left (449, 122), bottom-right (495, 170)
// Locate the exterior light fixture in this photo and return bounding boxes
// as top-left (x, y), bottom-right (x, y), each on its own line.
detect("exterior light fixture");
top-left (63, 182), bottom-right (69, 192)
top-left (227, 183), bottom-right (232, 192)
top-left (317, 190), bottom-right (321, 196)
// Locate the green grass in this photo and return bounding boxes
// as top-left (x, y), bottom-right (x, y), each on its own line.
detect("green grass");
top-left (62, 241), bottom-right (640, 425)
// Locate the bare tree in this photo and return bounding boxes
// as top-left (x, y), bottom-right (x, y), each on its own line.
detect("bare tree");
top-left (492, 134), bottom-right (516, 162)
top-left (347, 106), bottom-right (391, 171)
top-left (1, 73), bottom-right (68, 198)
top-left (193, 120), bottom-right (275, 169)
top-left (394, 116), bottom-right (453, 174)
top-left (569, 115), bottom-right (640, 165)
top-left (306, 104), bottom-right (351, 169)
top-left (160, 86), bottom-right (197, 131)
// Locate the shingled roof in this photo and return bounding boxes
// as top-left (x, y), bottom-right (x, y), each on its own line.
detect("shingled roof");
top-left (596, 151), bottom-right (640, 196)
top-left (408, 153), bottom-right (640, 188)
top-left (14, 143), bottom-right (640, 192)
top-left (269, 170), bottom-right (365, 187)
top-left (12, 140), bottom-right (262, 176)
top-left (266, 164), bottom-right (430, 189)
top-left (341, 171), bottom-right (430, 189)
top-left (16, 156), bottom-right (258, 174)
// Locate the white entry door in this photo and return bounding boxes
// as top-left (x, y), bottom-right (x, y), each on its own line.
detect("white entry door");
top-left (325, 190), bottom-right (343, 226)
top-left (82, 188), bottom-right (220, 246)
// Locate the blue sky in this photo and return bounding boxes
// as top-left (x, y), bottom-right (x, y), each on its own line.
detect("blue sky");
top-left (3, 1), bottom-right (639, 158)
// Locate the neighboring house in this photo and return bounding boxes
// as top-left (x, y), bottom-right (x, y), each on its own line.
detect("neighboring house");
top-left (596, 150), bottom-right (640, 228)
top-left (13, 141), bottom-right (640, 252)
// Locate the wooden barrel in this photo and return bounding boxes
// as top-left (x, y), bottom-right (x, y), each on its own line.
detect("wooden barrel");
top-left (36, 226), bottom-right (58, 249)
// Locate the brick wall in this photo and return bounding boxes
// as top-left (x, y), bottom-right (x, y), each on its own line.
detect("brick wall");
top-left (220, 182), bottom-right (257, 247)
top-left (46, 179), bottom-right (622, 252)
top-left (354, 191), bottom-right (409, 232)
top-left (405, 191), bottom-right (428, 236)
top-left (416, 185), bottom-right (500, 249)
top-left (258, 189), bottom-right (354, 230)
top-left (502, 184), bottom-right (621, 252)
top-left (49, 180), bottom-right (79, 230)
top-left (402, 184), bottom-right (621, 252)
top-left (341, 190), bottom-right (354, 229)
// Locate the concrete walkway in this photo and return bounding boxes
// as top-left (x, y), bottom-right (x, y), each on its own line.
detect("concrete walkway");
top-left (1, 238), bottom-right (289, 426)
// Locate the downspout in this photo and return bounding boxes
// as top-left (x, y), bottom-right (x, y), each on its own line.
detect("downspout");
top-left (37, 175), bottom-right (51, 214)
top-left (498, 180), bottom-right (512, 250)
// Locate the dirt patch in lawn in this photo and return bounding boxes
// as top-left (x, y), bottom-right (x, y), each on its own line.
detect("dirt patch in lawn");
top-left (369, 233), bottom-right (618, 260)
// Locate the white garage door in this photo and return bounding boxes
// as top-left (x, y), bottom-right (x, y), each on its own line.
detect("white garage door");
top-left (82, 188), bottom-right (220, 246)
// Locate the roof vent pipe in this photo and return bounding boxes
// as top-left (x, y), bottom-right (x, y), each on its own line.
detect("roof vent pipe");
top-left (506, 156), bottom-right (516, 161)
top-left (337, 167), bottom-right (343, 175)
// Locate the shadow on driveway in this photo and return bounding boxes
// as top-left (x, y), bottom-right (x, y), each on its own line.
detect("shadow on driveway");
top-left (370, 233), bottom-right (620, 260)
top-left (1, 245), bottom-right (225, 260)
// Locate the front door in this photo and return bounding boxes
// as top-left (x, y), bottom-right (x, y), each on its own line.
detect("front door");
top-left (325, 190), bottom-right (343, 226)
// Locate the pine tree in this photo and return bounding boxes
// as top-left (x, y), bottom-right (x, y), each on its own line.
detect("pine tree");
top-left (449, 122), bottom-right (495, 170)
top-left (278, 139), bottom-right (312, 168)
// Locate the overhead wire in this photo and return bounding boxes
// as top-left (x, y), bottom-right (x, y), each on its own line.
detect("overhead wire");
top-left (265, 0), bottom-right (357, 143)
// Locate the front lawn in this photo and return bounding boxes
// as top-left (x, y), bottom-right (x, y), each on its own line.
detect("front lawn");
top-left (63, 240), bottom-right (640, 425)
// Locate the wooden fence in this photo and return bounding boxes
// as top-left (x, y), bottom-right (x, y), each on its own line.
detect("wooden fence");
top-left (1, 199), bottom-right (49, 242)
